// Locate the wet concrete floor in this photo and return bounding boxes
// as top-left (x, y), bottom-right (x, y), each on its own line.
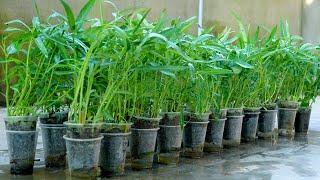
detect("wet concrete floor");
top-left (0, 98), bottom-right (320, 179)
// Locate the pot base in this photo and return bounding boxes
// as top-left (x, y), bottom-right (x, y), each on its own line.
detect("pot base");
top-left (158, 152), bottom-right (180, 165)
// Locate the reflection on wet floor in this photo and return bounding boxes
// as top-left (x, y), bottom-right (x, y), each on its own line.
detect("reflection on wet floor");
top-left (0, 132), bottom-right (319, 179)
top-left (0, 98), bottom-right (320, 179)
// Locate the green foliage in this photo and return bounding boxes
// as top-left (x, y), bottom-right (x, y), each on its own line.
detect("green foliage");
top-left (1, 1), bottom-right (319, 124)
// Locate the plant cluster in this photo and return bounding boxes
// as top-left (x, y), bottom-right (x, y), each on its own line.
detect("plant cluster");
top-left (1, 0), bottom-right (319, 124)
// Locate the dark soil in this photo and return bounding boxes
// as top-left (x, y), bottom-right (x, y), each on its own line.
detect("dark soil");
top-left (160, 112), bottom-right (181, 126)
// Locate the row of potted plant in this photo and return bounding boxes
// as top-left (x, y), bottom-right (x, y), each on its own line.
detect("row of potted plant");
top-left (1, 0), bottom-right (319, 177)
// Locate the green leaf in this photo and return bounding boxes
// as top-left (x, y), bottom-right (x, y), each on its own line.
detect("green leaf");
top-left (59, 0), bottom-right (76, 31)
top-left (35, 37), bottom-right (49, 58)
top-left (76, 0), bottom-right (97, 30)
top-left (235, 60), bottom-right (253, 69)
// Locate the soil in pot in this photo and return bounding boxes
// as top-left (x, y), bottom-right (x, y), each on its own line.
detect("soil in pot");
top-left (295, 107), bottom-right (312, 134)
top-left (6, 130), bottom-right (38, 175)
top-left (158, 112), bottom-right (183, 165)
top-left (64, 135), bottom-right (103, 178)
top-left (278, 108), bottom-right (298, 137)
top-left (39, 111), bottom-right (68, 124)
top-left (257, 110), bottom-right (277, 139)
top-left (183, 112), bottom-right (210, 158)
top-left (278, 100), bottom-right (300, 109)
top-left (204, 118), bottom-right (226, 152)
top-left (131, 116), bottom-right (161, 129)
top-left (40, 123), bottom-right (66, 168)
top-left (262, 103), bottom-right (277, 110)
top-left (241, 108), bottom-right (260, 142)
top-left (223, 113), bottom-right (244, 147)
top-left (226, 108), bottom-right (243, 116)
top-left (100, 123), bottom-right (131, 177)
top-left (5, 116), bottom-right (38, 131)
top-left (209, 108), bottom-right (227, 120)
top-left (64, 122), bottom-right (103, 139)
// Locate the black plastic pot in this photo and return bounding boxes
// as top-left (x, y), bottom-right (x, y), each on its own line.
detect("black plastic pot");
top-left (64, 122), bottom-right (103, 178)
top-left (131, 128), bottom-right (159, 170)
top-left (278, 108), bottom-right (298, 137)
top-left (241, 108), bottom-right (260, 142)
top-left (6, 130), bottom-right (38, 175)
top-left (223, 110), bottom-right (244, 147)
top-left (204, 118), bottom-right (226, 152)
top-left (295, 107), bottom-right (312, 134)
top-left (4, 116), bottom-right (38, 175)
top-left (130, 116), bottom-right (160, 170)
top-left (157, 112), bottom-right (183, 165)
top-left (40, 123), bottom-right (66, 168)
top-left (100, 123), bottom-right (131, 177)
top-left (257, 110), bottom-right (277, 139)
top-left (158, 125), bottom-right (183, 165)
top-left (182, 112), bottom-right (210, 158)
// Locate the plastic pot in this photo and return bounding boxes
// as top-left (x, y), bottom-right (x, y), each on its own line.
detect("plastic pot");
top-left (5, 116), bottom-right (38, 131)
top-left (278, 108), bottom-right (298, 137)
top-left (130, 128), bottom-right (159, 170)
top-left (64, 135), bottom-right (103, 178)
top-left (183, 121), bottom-right (209, 158)
top-left (223, 115), bottom-right (244, 147)
top-left (241, 109), bottom-right (260, 142)
top-left (295, 107), bottom-right (312, 134)
top-left (6, 130), bottom-right (38, 175)
top-left (204, 118), bottom-right (226, 152)
top-left (40, 123), bottom-right (66, 168)
top-left (100, 123), bottom-right (131, 177)
top-left (158, 125), bottom-right (183, 165)
top-left (257, 110), bottom-right (277, 139)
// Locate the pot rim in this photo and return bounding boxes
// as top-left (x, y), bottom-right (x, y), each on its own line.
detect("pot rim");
top-left (100, 132), bottom-right (131, 136)
top-left (63, 135), bottom-right (103, 141)
top-left (226, 115), bottom-right (245, 118)
top-left (133, 116), bottom-right (162, 121)
top-left (63, 122), bottom-right (104, 126)
top-left (40, 123), bottom-right (66, 128)
top-left (278, 108), bottom-right (298, 111)
top-left (6, 130), bottom-right (39, 133)
top-left (131, 128), bottom-right (160, 131)
top-left (185, 121), bottom-right (209, 124)
top-left (208, 118), bottom-right (227, 121)
top-left (260, 109), bottom-right (278, 112)
top-left (159, 124), bottom-right (184, 128)
top-left (4, 116), bottom-right (38, 121)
